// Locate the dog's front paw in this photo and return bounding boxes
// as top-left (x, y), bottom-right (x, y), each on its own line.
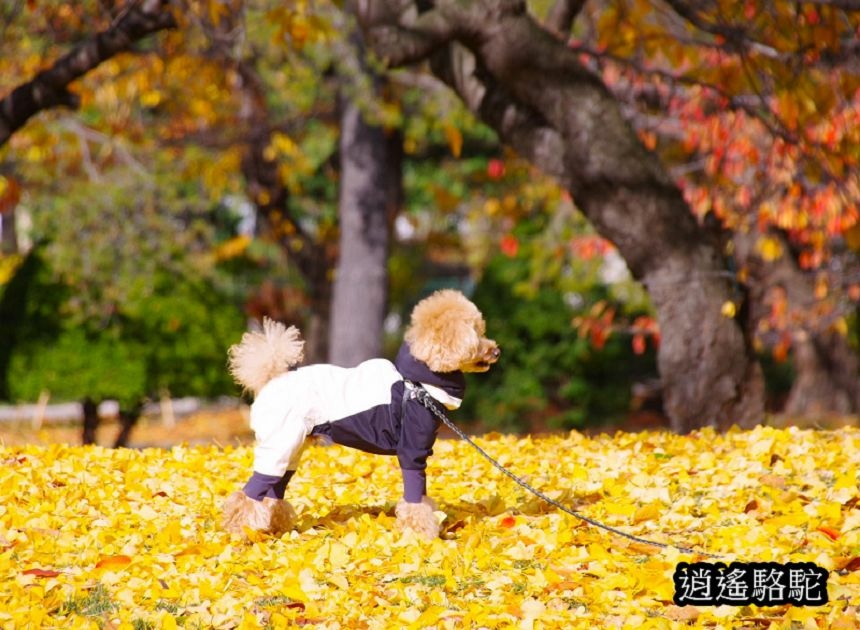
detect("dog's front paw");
top-left (395, 496), bottom-right (441, 540)
top-left (222, 491), bottom-right (296, 539)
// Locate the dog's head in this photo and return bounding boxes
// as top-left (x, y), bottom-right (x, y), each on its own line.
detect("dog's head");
top-left (404, 289), bottom-right (500, 373)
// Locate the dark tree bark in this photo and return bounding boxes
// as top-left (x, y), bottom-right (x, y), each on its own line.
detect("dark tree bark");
top-left (0, 208), bottom-right (16, 254)
top-left (0, 0), bottom-right (176, 147)
top-left (113, 403), bottom-right (143, 448)
top-left (82, 398), bottom-right (99, 445)
top-left (734, 229), bottom-right (860, 416)
top-left (329, 28), bottom-right (402, 367)
top-left (81, 398), bottom-right (143, 448)
top-left (545, 0), bottom-right (586, 37)
top-left (364, 0), bottom-right (766, 432)
top-left (328, 100), bottom-right (401, 366)
top-left (787, 333), bottom-right (860, 416)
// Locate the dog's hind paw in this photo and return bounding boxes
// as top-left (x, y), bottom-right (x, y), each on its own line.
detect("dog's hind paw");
top-left (222, 491), bottom-right (296, 540)
top-left (395, 496), bottom-right (442, 540)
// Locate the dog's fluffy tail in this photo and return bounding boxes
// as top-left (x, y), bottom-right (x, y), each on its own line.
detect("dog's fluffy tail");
top-left (228, 318), bottom-right (304, 395)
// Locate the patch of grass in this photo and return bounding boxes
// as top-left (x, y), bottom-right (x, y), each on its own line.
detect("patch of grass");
top-left (59, 583), bottom-right (116, 618)
top-left (155, 600), bottom-right (181, 614)
top-left (512, 559), bottom-right (545, 571)
top-left (562, 597), bottom-right (588, 611)
top-left (455, 576), bottom-right (487, 593)
top-left (255, 595), bottom-right (299, 607)
top-left (154, 599), bottom-right (191, 626)
top-left (398, 574), bottom-right (447, 587)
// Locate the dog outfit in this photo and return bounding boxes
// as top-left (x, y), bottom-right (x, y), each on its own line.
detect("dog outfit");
top-left (242, 344), bottom-right (465, 504)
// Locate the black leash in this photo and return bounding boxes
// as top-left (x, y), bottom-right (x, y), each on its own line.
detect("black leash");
top-left (406, 383), bottom-right (721, 558)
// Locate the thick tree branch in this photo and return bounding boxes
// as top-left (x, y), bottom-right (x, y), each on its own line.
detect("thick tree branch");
top-left (545, 0), bottom-right (586, 38)
top-left (367, 0), bottom-right (766, 431)
top-left (366, 9), bottom-right (458, 66)
top-left (429, 44), bottom-right (568, 182)
top-left (0, 0), bottom-right (176, 147)
top-left (661, 0), bottom-right (752, 51)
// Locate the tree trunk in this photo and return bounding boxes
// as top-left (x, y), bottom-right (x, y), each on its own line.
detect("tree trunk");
top-left (304, 269), bottom-right (333, 365)
top-left (734, 229), bottom-right (860, 416)
top-left (329, 87), bottom-right (401, 366)
top-left (366, 1), bottom-right (765, 432)
top-left (785, 332), bottom-right (860, 416)
top-left (113, 402), bottom-right (142, 448)
top-left (1, 208), bottom-right (17, 254)
top-left (82, 397), bottom-right (99, 445)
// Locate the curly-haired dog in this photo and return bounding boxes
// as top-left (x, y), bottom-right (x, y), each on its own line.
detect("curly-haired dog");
top-left (222, 289), bottom-right (500, 540)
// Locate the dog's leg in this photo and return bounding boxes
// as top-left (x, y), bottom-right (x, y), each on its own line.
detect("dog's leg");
top-left (222, 491), bottom-right (297, 537)
top-left (395, 496), bottom-right (441, 540)
top-left (223, 413), bottom-right (310, 539)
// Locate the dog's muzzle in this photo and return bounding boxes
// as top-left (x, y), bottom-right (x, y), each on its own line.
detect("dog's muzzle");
top-left (470, 341), bottom-right (500, 371)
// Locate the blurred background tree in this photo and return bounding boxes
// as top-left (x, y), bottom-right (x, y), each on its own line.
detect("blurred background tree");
top-left (0, 0), bottom-right (858, 441)
top-left (0, 168), bottom-right (250, 445)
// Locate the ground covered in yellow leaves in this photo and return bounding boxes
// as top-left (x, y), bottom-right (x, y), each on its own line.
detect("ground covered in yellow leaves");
top-left (1, 425), bottom-right (859, 629)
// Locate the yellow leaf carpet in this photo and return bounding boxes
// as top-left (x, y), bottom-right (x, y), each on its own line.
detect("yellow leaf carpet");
top-left (1, 425), bottom-right (859, 628)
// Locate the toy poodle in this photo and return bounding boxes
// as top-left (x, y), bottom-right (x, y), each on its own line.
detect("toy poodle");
top-left (222, 289), bottom-right (500, 540)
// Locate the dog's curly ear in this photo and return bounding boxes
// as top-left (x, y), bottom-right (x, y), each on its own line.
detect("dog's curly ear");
top-left (405, 290), bottom-right (482, 373)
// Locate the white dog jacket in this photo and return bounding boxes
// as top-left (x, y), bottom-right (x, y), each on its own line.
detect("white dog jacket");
top-left (242, 344), bottom-right (466, 503)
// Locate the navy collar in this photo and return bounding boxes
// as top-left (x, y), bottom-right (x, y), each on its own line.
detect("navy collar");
top-left (394, 343), bottom-right (466, 400)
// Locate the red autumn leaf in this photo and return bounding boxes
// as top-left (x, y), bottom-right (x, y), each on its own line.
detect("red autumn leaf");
top-left (632, 334), bottom-right (646, 355)
top-left (816, 525), bottom-right (840, 541)
top-left (841, 557), bottom-right (860, 572)
top-left (95, 554), bottom-right (133, 569)
top-left (772, 339), bottom-right (789, 363)
top-left (500, 234), bottom-right (519, 257)
top-left (500, 515), bottom-right (516, 528)
top-left (487, 158), bottom-right (505, 180)
top-left (590, 327), bottom-right (608, 350)
top-left (22, 568), bottom-right (61, 578)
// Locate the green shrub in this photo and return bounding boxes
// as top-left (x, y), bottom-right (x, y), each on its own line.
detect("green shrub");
top-left (460, 254), bottom-right (658, 432)
top-left (1, 249), bottom-right (245, 405)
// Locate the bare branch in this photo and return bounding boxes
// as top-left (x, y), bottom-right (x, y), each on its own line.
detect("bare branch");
top-left (0, 0), bottom-right (177, 147)
top-left (365, 6), bottom-right (459, 67)
top-left (570, 43), bottom-right (800, 142)
top-left (660, 0), bottom-right (778, 55)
